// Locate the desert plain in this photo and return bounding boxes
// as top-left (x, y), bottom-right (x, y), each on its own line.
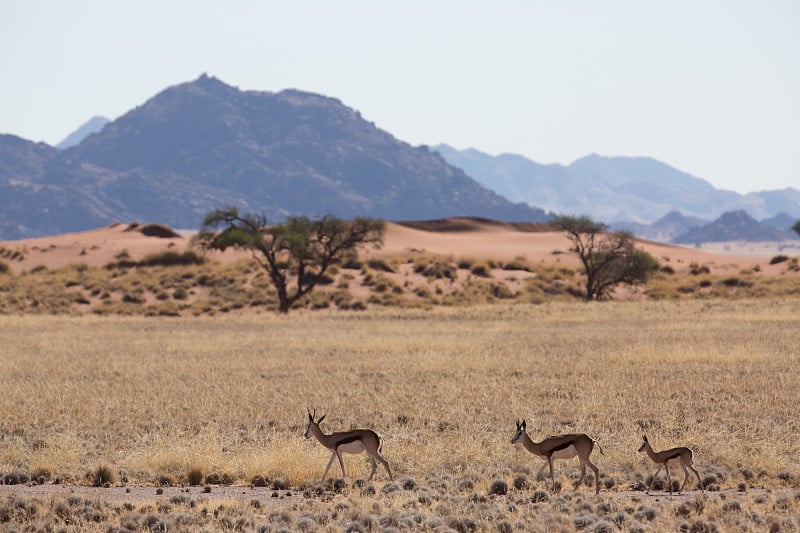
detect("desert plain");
top-left (0, 219), bottom-right (799, 532)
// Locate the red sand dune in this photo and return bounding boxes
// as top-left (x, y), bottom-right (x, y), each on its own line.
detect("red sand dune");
top-left (0, 218), bottom-right (776, 276)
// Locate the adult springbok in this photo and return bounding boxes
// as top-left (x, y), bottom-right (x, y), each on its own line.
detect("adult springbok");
top-left (638, 435), bottom-right (702, 495)
top-left (511, 419), bottom-right (603, 494)
top-left (304, 409), bottom-right (393, 482)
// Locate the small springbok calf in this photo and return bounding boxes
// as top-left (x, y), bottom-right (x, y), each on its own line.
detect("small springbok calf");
top-left (638, 435), bottom-right (702, 495)
top-left (304, 409), bottom-right (393, 482)
top-left (511, 419), bottom-right (604, 494)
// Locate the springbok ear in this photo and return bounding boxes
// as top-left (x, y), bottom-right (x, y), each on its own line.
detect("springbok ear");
top-left (318, 414), bottom-right (326, 424)
top-left (642, 435), bottom-right (647, 442)
top-left (521, 420), bottom-right (526, 430)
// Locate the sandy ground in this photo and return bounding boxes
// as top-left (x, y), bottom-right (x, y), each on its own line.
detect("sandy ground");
top-left (0, 482), bottom-right (791, 508)
top-left (0, 218), bottom-right (784, 276)
top-left (0, 483), bottom-right (302, 508)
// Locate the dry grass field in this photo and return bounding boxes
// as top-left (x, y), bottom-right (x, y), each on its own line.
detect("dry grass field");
top-left (1, 300), bottom-right (799, 531)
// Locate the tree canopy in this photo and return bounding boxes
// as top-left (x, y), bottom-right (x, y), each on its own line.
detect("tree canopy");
top-left (551, 215), bottom-right (659, 301)
top-left (195, 208), bottom-right (385, 313)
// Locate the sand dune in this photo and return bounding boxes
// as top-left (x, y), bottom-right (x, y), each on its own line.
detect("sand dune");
top-left (0, 218), bottom-right (778, 276)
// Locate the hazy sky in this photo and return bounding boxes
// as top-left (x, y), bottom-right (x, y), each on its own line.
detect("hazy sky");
top-left (2, 1), bottom-right (798, 194)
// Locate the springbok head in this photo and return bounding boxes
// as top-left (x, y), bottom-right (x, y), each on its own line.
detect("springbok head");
top-left (511, 419), bottom-right (527, 444)
top-left (304, 408), bottom-right (326, 438)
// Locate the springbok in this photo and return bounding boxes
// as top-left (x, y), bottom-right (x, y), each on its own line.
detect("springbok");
top-left (638, 435), bottom-right (702, 495)
top-left (304, 409), bottom-right (393, 482)
top-left (511, 419), bottom-right (603, 494)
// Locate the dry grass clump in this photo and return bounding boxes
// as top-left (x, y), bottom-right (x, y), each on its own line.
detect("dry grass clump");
top-left (89, 464), bottom-right (116, 487)
top-left (413, 255), bottom-right (457, 280)
top-left (137, 250), bottom-right (205, 267)
top-left (469, 260), bottom-right (492, 278)
top-left (501, 256), bottom-right (534, 272)
top-left (0, 245), bottom-right (28, 262)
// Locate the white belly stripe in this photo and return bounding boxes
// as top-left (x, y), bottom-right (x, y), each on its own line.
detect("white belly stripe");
top-left (550, 445), bottom-right (578, 460)
top-left (338, 441), bottom-right (366, 454)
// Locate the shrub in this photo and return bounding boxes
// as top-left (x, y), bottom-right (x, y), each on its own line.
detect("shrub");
top-left (346, 300), bottom-right (367, 311)
top-left (341, 257), bottom-right (362, 269)
top-left (470, 262), bottom-right (492, 278)
top-left (139, 251), bottom-right (205, 267)
top-left (513, 475), bottom-right (530, 490)
top-left (701, 474), bottom-right (719, 489)
top-left (205, 472), bottom-right (233, 485)
top-left (157, 473), bottom-right (176, 486)
top-left (186, 468), bottom-right (205, 486)
top-left (770, 255), bottom-right (789, 265)
top-left (122, 293), bottom-right (146, 304)
top-left (0, 260), bottom-right (9, 275)
top-left (414, 286), bottom-right (433, 299)
top-left (367, 258), bottom-right (395, 273)
top-left (531, 489), bottom-right (549, 502)
top-left (458, 478), bottom-right (474, 491)
top-left (91, 464), bottom-right (116, 487)
top-left (721, 277), bottom-right (752, 288)
top-left (139, 223), bottom-right (181, 238)
top-left (308, 292), bottom-right (332, 309)
top-left (414, 258), bottom-right (456, 280)
top-left (251, 475), bottom-right (268, 487)
top-left (305, 271), bottom-right (335, 285)
top-left (491, 283), bottom-right (514, 299)
top-left (502, 257), bottom-right (533, 272)
top-left (271, 478), bottom-right (290, 490)
top-left (1, 472), bottom-right (28, 485)
top-left (634, 505), bottom-right (657, 522)
top-left (173, 288), bottom-right (189, 300)
top-left (488, 479), bottom-right (508, 495)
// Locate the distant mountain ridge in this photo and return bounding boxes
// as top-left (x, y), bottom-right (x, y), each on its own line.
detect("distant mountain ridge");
top-left (434, 145), bottom-right (800, 225)
top-left (56, 116), bottom-right (110, 149)
top-left (0, 75), bottom-right (545, 239)
top-left (672, 210), bottom-right (794, 244)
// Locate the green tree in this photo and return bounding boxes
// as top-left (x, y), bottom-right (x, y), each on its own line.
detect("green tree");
top-left (551, 215), bottom-right (659, 301)
top-left (195, 208), bottom-right (385, 313)
top-left (792, 219), bottom-right (800, 237)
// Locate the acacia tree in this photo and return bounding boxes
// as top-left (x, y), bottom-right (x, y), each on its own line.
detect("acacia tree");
top-left (195, 208), bottom-right (385, 313)
top-left (552, 215), bottom-right (659, 301)
top-left (793, 219), bottom-right (800, 237)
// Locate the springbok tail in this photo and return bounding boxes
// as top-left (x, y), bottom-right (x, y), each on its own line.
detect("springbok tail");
top-left (594, 439), bottom-right (605, 456)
